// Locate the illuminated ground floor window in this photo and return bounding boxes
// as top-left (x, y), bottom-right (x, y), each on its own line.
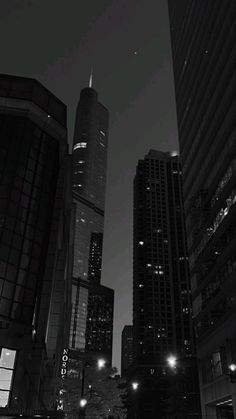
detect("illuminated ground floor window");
top-left (0, 347), bottom-right (16, 408)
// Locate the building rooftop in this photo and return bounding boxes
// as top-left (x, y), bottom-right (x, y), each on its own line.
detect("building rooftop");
top-left (0, 73), bottom-right (67, 127)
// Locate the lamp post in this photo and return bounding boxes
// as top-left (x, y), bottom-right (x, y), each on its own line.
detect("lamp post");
top-left (228, 363), bottom-right (236, 383)
top-left (78, 358), bottom-right (106, 418)
top-left (131, 381), bottom-right (139, 391)
top-left (130, 381), bottom-right (139, 419)
top-left (166, 355), bottom-right (178, 369)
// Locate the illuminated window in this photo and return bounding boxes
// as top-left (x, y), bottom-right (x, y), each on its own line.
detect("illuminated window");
top-left (73, 142), bottom-right (87, 151)
top-left (0, 348), bottom-right (16, 408)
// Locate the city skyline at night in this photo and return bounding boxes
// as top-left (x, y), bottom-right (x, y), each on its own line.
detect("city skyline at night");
top-left (0, 2), bottom-right (235, 418)
top-left (0, 0), bottom-right (179, 371)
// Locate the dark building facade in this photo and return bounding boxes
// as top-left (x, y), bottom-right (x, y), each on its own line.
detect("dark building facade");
top-left (64, 85), bottom-right (114, 418)
top-left (85, 282), bottom-right (114, 362)
top-left (88, 232), bottom-right (103, 284)
top-left (132, 150), bottom-right (200, 418)
top-left (121, 325), bottom-right (133, 377)
top-left (168, 1), bottom-right (236, 417)
top-left (70, 86), bottom-right (110, 351)
top-left (0, 74), bottom-right (73, 415)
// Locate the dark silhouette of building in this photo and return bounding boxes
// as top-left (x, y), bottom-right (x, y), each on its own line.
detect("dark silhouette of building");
top-left (0, 74), bottom-right (73, 416)
top-left (168, 1), bottom-right (236, 417)
top-left (86, 282), bottom-right (114, 362)
top-left (121, 325), bottom-right (133, 377)
top-left (85, 233), bottom-right (113, 362)
top-left (88, 232), bottom-right (103, 284)
top-left (132, 150), bottom-right (200, 418)
top-left (70, 83), bottom-right (110, 352)
top-left (65, 81), bottom-right (114, 418)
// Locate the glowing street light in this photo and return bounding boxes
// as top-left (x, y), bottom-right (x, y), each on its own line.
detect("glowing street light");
top-left (131, 381), bottom-right (139, 391)
top-left (228, 363), bottom-right (236, 383)
top-left (80, 398), bottom-right (87, 408)
top-left (229, 363), bottom-right (236, 372)
top-left (167, 355), bottom-right (177, 368)
top-left (97, 358), bottom-right (106, 370)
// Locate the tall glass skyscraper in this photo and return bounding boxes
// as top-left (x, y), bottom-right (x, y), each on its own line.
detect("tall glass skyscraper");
top-left (132, 150), bottom-right (200, 418)
top-left (70, 86), bottom-right (110, 351)
top-left (63, 84), bottom-right (114, 419)
top-left (168, 1), bottom-right (236, 417)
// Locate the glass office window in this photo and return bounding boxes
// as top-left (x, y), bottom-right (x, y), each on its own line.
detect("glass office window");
top-left (0, 348), bottom-right (16, 407)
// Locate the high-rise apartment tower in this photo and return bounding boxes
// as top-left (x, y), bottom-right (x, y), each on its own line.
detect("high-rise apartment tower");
top-left (132, 150), bottom-right (200, 418)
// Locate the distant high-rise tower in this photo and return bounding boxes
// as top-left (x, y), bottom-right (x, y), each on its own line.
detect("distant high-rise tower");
top-left (132, 150), bottom-right (200, 418)
top-left (168, 1), bottom-right (236, 417)
top-left (133, 150), bottom-right (193, 363)
top-left (121, 325), bottom-right (133, 377)
top-left (70, 86), bottom-right (110, 351)
top-left (85, 282), bottom-right (114, 362)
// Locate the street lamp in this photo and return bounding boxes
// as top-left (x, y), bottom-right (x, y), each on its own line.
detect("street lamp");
top-left (131, 381), bottom-right (139, 391)
top-left (166, 355), bottom-right (177, 369)
top-left (97, 358), bottom-right (106, 370)
top-left (228, 363), bottom-right (236, 383)
top-left (79, 357), bottom-right (106, 418)
top-left (79, 398), bottom-right (87, 408)
top-left (229, 363), bottom-right (236, 372)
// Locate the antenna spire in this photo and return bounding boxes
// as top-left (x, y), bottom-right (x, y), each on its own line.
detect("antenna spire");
top-left (89, 68), bottom-right (93, 88)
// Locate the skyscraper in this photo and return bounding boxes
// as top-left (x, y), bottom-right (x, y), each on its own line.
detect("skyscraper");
top-left (86, 282), bottom-right (114, 362)
top-left (121, 325), bottom-right (133, 377)
top-left (65, 83), bottom-right (114, 418)
top-left (0, 74), bottom-right (72, 415)
top-left (168, 1), bottom-right (236, 417)
top-left (132, 150), bottom-right (200, 418)
top-left (70, 85), bottom-right (109, 352)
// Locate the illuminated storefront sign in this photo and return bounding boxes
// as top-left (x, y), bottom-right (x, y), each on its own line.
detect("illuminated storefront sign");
top-left (57, 348), bottom-right (69, 411)
top-left (61, 348), bottom-right (69, 378)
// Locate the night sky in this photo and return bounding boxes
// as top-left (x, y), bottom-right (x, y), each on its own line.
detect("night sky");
top-left (0, 0), bottom-right (178, 371)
